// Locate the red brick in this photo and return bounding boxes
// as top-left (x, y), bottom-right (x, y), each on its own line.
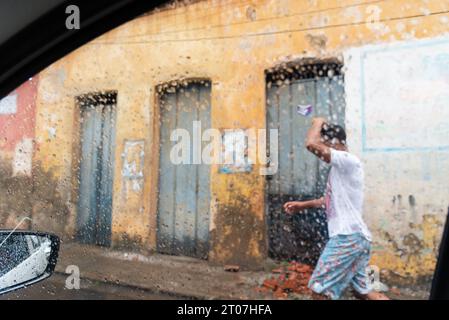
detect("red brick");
top-left (281, 279), bottom-right (297, 291)
top-left (296, 265), bottom-right (312, 274)
top-left (262, 278), bottom-right (278, 290)
top-left (272, 268), bottom-right (283, 274)
top-left (287, 265), bottom-right (297, 271)
top-left (274, 288), bottom-right (288, 299)
top-left (287, 271), bottom-right (298, 280)
top-left (254, 287), bottom-right (270, 294)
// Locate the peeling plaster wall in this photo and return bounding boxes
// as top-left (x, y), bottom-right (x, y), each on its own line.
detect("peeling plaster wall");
top-left (0, 76), bottom-right (70, 236)
top-left (344, 37), bottom-right (449, 283)
top-left (0, 78), bottom-right (38, 160)
top-left (32, 0), bottom-right (449, 276)
top-left (0, 78), bottom-right (38, 229)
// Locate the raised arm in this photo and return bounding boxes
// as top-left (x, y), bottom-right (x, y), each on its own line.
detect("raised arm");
top-left (305, 117), bottom-right (331, 163)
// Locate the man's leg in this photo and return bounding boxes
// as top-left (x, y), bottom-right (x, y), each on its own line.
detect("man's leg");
top-left (350, 238), bottom-right (390, 300)
top-left (308, 234), bottom-right (366, 300)
top-left (351, 269), bottom-right (390, 300)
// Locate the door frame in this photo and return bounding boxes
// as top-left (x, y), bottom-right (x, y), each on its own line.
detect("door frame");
top-left (152, 78), bottom-right (212, 258)
top-left (263, 58), bottom-right (344, 262)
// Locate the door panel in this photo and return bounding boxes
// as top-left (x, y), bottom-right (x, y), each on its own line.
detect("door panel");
top-left (196, 87), bottom-right (212, 255)
top-left (157, 82), bottom-right (211, 259)
top-left (97, 104), bottom-right (115, 246)
top-left (157, 92), bottom-right (177, 253)
top-left (77, 102), bottom-right (116, 247)
top-left (174, 87), bottom-right (198, 256)
top-left (266, 73), bottom-right (345, 264)
top-left (77, 105), bottom-right (101, 244)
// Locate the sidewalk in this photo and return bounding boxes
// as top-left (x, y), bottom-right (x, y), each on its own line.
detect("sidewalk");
top-left (55, 242), bottom-right (428, 300)
top-left (55, 242), bottom-right (281, 299)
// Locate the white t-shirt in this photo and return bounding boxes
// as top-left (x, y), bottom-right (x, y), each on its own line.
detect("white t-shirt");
top-left (325, 149), bottom-right (372, 241)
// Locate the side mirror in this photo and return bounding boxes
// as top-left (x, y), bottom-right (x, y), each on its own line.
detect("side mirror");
top-left (0, 230), bottom-right (60, 295)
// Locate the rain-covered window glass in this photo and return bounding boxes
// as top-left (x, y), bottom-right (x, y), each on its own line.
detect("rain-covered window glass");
top-left (1, 0), bottom-right (448, 300)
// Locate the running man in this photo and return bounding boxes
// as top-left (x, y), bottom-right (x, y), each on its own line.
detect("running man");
top-left (283, 117), bottom-right (389, 300)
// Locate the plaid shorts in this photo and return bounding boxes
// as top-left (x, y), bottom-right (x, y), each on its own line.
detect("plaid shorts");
top-left (308, 233), bottom-right (372, 300)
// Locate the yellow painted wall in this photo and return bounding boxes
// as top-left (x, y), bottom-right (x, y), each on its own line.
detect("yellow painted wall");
top-left (34, 0), bottom-right (449, 275)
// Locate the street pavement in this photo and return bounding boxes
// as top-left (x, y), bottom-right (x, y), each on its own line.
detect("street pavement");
top-left (0, 273), bottom-right (176, 300)
top-left (1, 242), bottom-right (429, 300)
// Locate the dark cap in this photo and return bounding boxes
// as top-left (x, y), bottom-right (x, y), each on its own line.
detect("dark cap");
top-left (320, 123), bottom-right (346, 145)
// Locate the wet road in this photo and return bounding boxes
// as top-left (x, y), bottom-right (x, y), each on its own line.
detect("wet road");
top-left (1, 273), bottom-right (175, 300)
top-left (0, 272), bottom-right (428, 300)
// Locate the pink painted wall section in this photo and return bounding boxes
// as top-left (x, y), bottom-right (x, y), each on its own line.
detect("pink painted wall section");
top-left (0, 77), bottom-right (38, 176)
top-left (0, 77), bottom-right (38, 154)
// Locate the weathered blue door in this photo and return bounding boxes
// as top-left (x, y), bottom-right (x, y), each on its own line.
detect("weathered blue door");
top-left (157, 82), bottom-right (211, 259)
top-left (266, 64), bottom-right (345, 263)
top-left (77, 95), bottom-right (116, 247)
